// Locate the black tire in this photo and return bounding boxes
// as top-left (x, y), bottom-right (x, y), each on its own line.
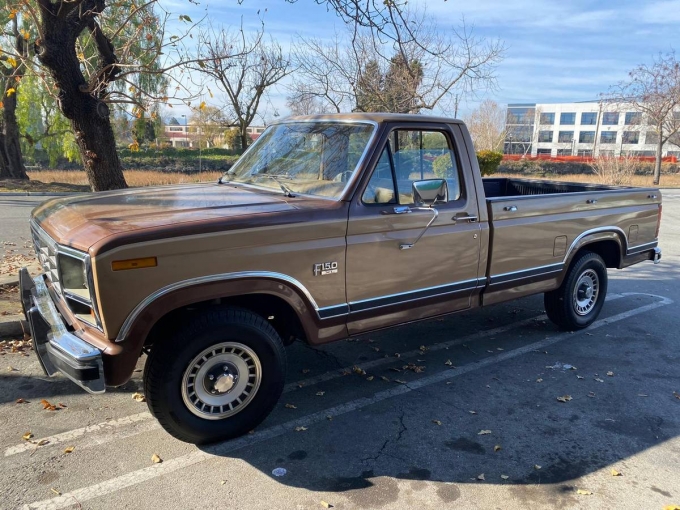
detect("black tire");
top-left (143, 307), bottom-right (286, 444)
top-left (544, 251), bottom-right (608, 331)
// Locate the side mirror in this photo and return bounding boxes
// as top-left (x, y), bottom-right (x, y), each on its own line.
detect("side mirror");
top-left (412, 179), bottom-right (448, 207)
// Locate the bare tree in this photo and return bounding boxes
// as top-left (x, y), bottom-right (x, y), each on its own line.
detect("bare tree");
top-left (193, 22), bottom-right (291, 150)
top-left (285, 91), bottom-right (329, 116)
top-left (464, 99), bottom-right (506, 152)
top-left (190, 105), bottom-right (230, 148)
top-left (590, 154), bottom-right (637, 186)
top-left (606, 52), bottom-right (680, 185)
top-left (292, 7), bottom-right (504, 115)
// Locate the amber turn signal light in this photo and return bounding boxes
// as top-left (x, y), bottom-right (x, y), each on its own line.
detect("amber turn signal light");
top-left (111, 257), bottom-right (157, 271)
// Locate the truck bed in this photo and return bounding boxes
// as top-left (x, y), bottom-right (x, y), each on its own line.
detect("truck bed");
top-left (482, 177), bottom-right (623, 198)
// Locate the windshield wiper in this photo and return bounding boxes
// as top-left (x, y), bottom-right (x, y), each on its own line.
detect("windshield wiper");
top-left (258, 174), bottom-right (296, 197)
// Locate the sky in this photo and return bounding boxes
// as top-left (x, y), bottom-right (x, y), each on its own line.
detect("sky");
top-left (158, 0), bottom-right (680, 122)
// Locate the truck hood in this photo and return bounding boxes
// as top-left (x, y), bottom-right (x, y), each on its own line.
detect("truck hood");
top-left (32, 183), bottom-right (300, 253)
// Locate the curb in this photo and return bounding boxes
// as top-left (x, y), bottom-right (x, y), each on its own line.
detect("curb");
top-left (0, 192), bottom-right (80, 196)
top-left (0, 277), bottom-right (19, 288)
top-left (0, 318), bottom-right (28, 340)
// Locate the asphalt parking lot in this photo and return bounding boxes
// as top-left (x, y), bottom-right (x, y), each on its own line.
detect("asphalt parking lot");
top-left (0, 192), bottom-right (679, 510)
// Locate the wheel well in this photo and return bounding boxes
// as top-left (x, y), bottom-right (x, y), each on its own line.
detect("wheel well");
top-left (144, 293), bottom-right (307, 349)
top-left (575, 240), bottom-right (621, 268)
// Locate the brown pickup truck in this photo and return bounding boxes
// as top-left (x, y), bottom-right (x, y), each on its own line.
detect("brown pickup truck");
top-left (19, 113), bottom-right (662, 444)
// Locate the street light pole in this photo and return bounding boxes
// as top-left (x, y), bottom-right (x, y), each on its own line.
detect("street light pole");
top-left (181, 114), bottom-right (187, 147)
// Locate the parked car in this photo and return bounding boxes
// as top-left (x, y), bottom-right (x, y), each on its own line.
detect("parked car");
top-left (20, 113), bottom-right (662, 444)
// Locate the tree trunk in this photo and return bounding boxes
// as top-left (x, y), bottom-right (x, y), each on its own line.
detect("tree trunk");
top-left (36, 2), bottom-right (127, 192)
top-left (654, 137), bottom-right (663, 186)
top-left (240, 130), bottom-right (249, 153)
top-left (1, 83), bottom-right (29, 180)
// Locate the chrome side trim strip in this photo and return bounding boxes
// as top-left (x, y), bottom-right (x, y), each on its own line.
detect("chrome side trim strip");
top-left (348, 278), bottom-right (482, 313)
top-left (488, 263), bottom-right (564, 286)
top-left (116, 271), bottom-right (322, 343)
top-left (626, 241), bottom-right (658, 255)
top-left (317, 304), bottom-right (350, 319)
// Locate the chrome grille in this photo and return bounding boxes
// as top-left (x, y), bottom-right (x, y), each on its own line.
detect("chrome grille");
top-left (31, 225), bottom-right (62, 295)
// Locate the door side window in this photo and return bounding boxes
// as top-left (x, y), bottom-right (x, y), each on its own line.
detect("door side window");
top-left (392, 130), bottom-right (461, 204)
top-left (362, 146), bottom-right (397, 204)
top-left (363, 129), bottom-right (462, 205)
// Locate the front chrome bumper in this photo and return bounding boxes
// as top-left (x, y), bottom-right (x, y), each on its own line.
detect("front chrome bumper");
top-left (19, 268), bottom-right (105, 394)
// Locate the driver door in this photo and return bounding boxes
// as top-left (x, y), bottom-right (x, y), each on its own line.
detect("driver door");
top-left (345, 125), bottom-right (482, 334)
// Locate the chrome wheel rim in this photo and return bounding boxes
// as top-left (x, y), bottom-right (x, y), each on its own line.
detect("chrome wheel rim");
top-left (181, 342), bottom-right (262, 420)
top-left (573, 269), bottom-right (600, 316)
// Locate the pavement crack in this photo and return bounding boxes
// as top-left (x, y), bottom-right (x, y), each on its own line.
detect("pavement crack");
top-left (299, 342), bottom-right (345, 369)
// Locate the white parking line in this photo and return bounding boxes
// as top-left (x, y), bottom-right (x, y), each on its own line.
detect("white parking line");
top-left (283, 292), bottom-right (626, 393)
top-left (4, 293), bottom-right (627, 458)
top-left (4, 413), bottom-right (153, 457)
top-left (22, 292), bottom-right (670, 510)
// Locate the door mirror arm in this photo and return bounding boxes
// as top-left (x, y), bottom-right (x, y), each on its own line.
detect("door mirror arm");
top-left (399, 179), bottom-right (448, 250)
top-left (399, 206), bottom-right (439, 250)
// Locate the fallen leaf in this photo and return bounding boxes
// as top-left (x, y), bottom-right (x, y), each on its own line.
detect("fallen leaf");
top-left (58, 403), bottom-right (67, 408)
top-left (588, 392), bottom-right (596, 398)
top-left (22, 432), bottom-right (33, 441)
top-left (446, 381), bottom-right (452, 385)
top-left (576, 375), bottom-right (585, 379)
top-left (284, 403), bottom-right (297, 409)
top-left (536, 378), bottom-right (543, 383)
top-left (478, 430), bottom-right (492, 435)
top-left (607, 371), bottom-right (614, 377)
top-left (444, 359), bottom-right (453, 366)
top-left (638, 394), bottom-right (648, 397)
top-left (494, 445), bottom-right (502, 452)
top-left (380, 376), bottom-right (390, 382)
top-left (469, 410), bottom-right (477, 415)
top-left (419, 345), bottom-right (428, 352)
top-left (16, 398), bottom-right (27, 404)
top-left (497, 347), bottom-right (504, 351)
top-left (366, 376), bottom-right (374, 381)
top-left (294, 426), bottom-right (308, 432)
top-left (40, 399), bottom-right (57, 411)
top-left (315, 391), bottom-right (325, 396)
top-left (394, 353), bottom-right (401, 358)
top-left (576, 489), bottom-right (593, 495)
top-left (301, 369), bottom-right (310, 374)
top-left (352, 366), bottom-right (366, 376)
top-left (151, 453), bottom-right (162, 463)
top-left (220, 480), bottom-right (227, 485)
top-left (556, 395), bottom-right (573, 403)
top-left (321, 501), bottom-right (333, 509)
top-left (7, 366), bottom-right (17, 371)
top-left (662, 506), bottom-right (680, 510)
top-left (477, 473), bottom-right (485, 480)
top-left (131, 393), bottom-right (146, 402)
top-left (390, 367), bottom-right (402, 373)
top-left (500, 474), bottom-right (509, 480)
top-left (595, 378), bottom-right (604, 383)
top-left (673, 391), bottom-right (680, 400)
top-left (326, 415), bottom-right (333, 421)
top-left (610, 469), bottom-right (622, 476)
top-left (432, 420), bottom-right (442, 426)
top-left (64, 446), bottom-right (75, 454)
top-left (37, 439), bottom-right (49, 446)
top-left (394, 379), bottom-right (407, 384)
top-left (534, 465), bottom-right (542, 470)
top-left (50, 488), bottom-right (61, 495)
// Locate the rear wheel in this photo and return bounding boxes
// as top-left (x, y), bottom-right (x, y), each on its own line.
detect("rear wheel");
top-left (544, 251), bottom-right (608, 330)
top-left (144, 307), bottom-right (286, 444)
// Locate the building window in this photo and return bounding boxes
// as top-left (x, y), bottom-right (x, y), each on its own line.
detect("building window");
top-left (537, 148), bottom-right (552, 155)
top-left (599, 150), bottom-right (615, 157)
top-left (646, 131), bottom-right (659, 145)
top-left (506, 107), bottom-right (536, 125)
top-left (579, 131), bottom-right (595, 143)
top-left (538, 131), bottom-right (553, 143)
top-left (168, 127), bottom-right (184, 132)
top-left (581, 112), bottom-right (597, 125)
top-left (622, 131), bottom-right (639, 144)
top-left (625, 112), bottom-right (642, 125)
top-left (577, 149), bottom-right (593, 157)
top-left (558, 131), bottom-right (574, 143)
top-left (602, 112), bottom-right (619, 125)
top-left (556, 149), bottom-right (572, 156)
top-left (560, 112), bottom-right (576, 125)
top-left (600, 131), bottom-right (617, 144)
top-left (540, 113), bottom-right (555, 125)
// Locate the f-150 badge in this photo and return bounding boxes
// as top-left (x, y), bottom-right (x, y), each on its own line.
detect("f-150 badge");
top-left (313, 261), bottom-right (338, 276)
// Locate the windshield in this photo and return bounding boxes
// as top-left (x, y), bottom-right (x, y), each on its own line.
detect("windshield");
top-left (222, 121), bottom-right (375, 199)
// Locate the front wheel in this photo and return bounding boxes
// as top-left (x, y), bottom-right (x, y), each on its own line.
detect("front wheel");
top-left (143, 308), bottom-right (286, 444)
top-left (544, 251), bottom-right (608, 331)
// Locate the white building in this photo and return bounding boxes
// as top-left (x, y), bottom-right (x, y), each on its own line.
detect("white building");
top-left (504, 101), bottom-right (680, 157)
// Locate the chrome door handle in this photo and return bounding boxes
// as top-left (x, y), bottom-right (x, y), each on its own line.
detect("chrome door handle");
top-left (504, 205), bottom-right (518, 212)
top-left (382, 206), bottom-right (412, 215)
top-left (453, 215), bottom-right (478, 223)
top-left (586, 199), bottom-right (597, 204)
